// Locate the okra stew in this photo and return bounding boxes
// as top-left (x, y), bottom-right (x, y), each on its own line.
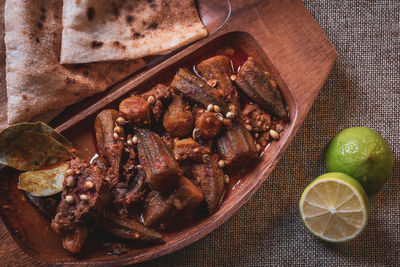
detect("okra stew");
top-left (30, 53), bottom-right (288, 255)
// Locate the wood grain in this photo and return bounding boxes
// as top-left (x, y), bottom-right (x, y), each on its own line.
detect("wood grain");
top-left (0, 0), bottom-right (337, 265)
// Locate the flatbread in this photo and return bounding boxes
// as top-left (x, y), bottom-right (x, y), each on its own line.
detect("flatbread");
top-left (4, 0), bottom-right (145, 124)
top-left (0, 0), bottom-right (64, 130)
top-left (60, 0), bottom-right (208, 64)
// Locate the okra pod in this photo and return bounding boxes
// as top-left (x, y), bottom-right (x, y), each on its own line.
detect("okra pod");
top-left (235, 58), bottom-right (286, 117)
top-left (94, 109), bottom-right (124, 177)
top-left (163, 94), bottom-right (194, 137)
top-left (197, 55), bottom-right (239, 107)
top-left (143, 176), bottom-right (204, 227)
top-left (192, 154), bottom-right (225, 214)
top-left (172, 68), bottom-right (229, 114)
top-left (136, 128), bottom-right (182, 192)
top-left (217, 122), bottom-right (257, 166)
top-left (98, 214), bottom-right (164, 244)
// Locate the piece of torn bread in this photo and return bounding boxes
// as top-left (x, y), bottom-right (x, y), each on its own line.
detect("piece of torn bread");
top-left (60, 0), bottom-right (207, 64)
top-left (4, 0), bottom-right (145, 125)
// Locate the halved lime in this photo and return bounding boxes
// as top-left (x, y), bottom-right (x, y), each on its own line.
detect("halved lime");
top-left (299, 172), bottom-right (369, 243)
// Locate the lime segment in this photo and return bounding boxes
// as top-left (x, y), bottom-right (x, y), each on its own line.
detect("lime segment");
top-left (299, 173), bottom-right (369, 242)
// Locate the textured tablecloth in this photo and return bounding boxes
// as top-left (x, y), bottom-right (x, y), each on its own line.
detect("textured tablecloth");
top-left (135, 1), bottom-right (400, 266)
top-left (0, 1), bottom-right (397, 266)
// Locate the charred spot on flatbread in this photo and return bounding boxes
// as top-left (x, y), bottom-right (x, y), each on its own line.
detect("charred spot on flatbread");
top-left (148, 23), bottom-right (158, 30)
top-left (39, 6), bottom-right (46, 23)
top-left (91, 41), bottom-right (104, 49)
top-left (126, 4), bottom-right (133, 12)
top-left (126, 15), bottom-right (134, 24)
top-left (40, 7), bottom-right (46, 20)
top-left (113, 41), bottom-right (126, 50)
top-left (87, 7), bottom-right (95, 21)
top-left (111, 2), bottom-right (122, 18)
top-left (132, 32), bottom-right (144, 39)
top-left (65, 77), bottom-right (76, 84)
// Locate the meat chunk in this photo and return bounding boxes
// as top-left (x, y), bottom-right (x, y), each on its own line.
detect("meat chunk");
top-left (119, 96), bottom-right (151, 125)
top-left (94, 109), bottom-right (124, 181)
top-left (241, 103), bottom-right (272, 133)
top-left (141, 84), bottom-right (172, 102)
top-left (192, 154), bottom-right (225, 214)
top-left (197, 55), bottom-right (239, 107)
top-left (62, 226), bottom-right (88, 254)
top-left (124, 169), bottom-right (147, 205)
top-left (217, 122), bottom-right (257, 166)
top-left (97, 213), bottom-right (164, 244)
top-left (195, 111), bottom-right (223, 139)
top-left (136, 128), bottom-right (182, 192)
top-left (142, 84), bottom-right (172, 122)
top-left (91, 156), bottom-right (109, 176)
top-left (143, 176), bottom-right (204, 227)
top-left (172, 138), bottom-right (211, 162)
top-left (51, 158), bottom-right (110, 253)
top-left (113, 167), bottom-right (147, 207)
top-left (112, 145), bottom-right (148, 207)
top-left (171, 68), bottom-right (229, 114)
top-left (163, 94), bottom-right (194, 137)
top-left (234, 58), bottom-right (286, 118)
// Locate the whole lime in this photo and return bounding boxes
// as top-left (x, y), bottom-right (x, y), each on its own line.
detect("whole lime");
top-left (326, 127), bottom-right (394, 194)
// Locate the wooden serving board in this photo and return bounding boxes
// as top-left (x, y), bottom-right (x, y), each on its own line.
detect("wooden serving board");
top-left (0, 0), bottom-right (337, 265)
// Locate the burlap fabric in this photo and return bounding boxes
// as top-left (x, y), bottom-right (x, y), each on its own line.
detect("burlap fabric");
top-left (135, 1), bottom-right (400, 266)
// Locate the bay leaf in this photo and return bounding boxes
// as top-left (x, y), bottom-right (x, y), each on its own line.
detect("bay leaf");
top-left (0, 121), bottom-right (73, 152)
top-left (18, 163), bottom-right (68, 196)
top-left (0, 130), bottom-right (71, 171)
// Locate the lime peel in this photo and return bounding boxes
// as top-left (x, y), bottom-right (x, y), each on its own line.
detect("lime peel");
top-left (326, 127), bottom-right (394, 194)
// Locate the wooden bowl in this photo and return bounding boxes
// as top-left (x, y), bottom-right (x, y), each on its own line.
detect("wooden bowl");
top-left (0, 0), bottom-right (337, 265)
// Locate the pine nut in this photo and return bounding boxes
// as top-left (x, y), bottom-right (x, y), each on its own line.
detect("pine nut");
top-left (116, 116), bottom-right (126, 125)
top-left (65, 195), bottom-right (74, 203)
top-left (269, 129), bottom-right (280, 140)
top-left (218, 160), bottom-right (225, 168)
top-left (147, 96), bottom-right (155, 104)
top-left (84, 181), bottom-right (94, 189)
top-left (226, 112), bottom-right (235, 119)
